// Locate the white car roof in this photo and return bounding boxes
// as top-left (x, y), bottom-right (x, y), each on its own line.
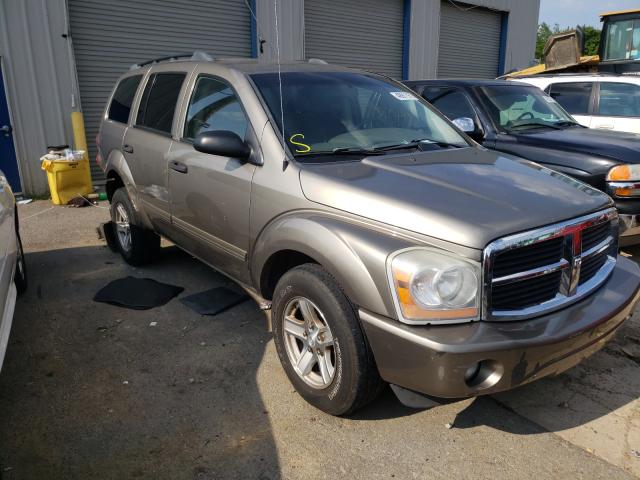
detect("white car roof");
top-left (512, 75), bottom-right (640, 89)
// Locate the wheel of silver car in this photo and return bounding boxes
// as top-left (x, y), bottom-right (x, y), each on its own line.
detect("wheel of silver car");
top-left (282, 296), bottom-right (336, 389)
top-left (109, 188), bottom-right (160, 266)
top-left (272, 264), bottom-right (384, 416)
top-left (14, 225), bottom-right (27, 295)
top-left (114, 202), bottom-right (132, 253)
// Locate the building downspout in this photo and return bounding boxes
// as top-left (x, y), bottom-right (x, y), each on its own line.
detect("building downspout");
top-left (63, 0), bottom-right (93, 191)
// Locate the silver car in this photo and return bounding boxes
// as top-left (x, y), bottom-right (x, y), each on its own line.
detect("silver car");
top-left (98, 56), bottom-right (640, 415)
top-left (0, 170), bottom-right (26, 371)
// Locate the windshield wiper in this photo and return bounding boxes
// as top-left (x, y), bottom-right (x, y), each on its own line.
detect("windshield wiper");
top-left (508, 121), bottom-right (564, 131)
top-left (553, 120), bottom-right (581, 127)
top-left (298, 139), bottom-right (462, 158)
top-left (299, 147), bottom-right (386, 157)
top-left (374, 138), bottom-right (464, 152)
top-left (330, 147), bottom-right (386, 155)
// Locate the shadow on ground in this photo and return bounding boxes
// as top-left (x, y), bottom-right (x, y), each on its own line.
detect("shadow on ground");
top-left (2, 233), bottom-right (639, 478)
top-left (0, 245), bottom-right (280, 480)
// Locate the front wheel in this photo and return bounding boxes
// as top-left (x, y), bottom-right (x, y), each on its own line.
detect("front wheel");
top-left (272, 264), bottom-right (384, 415)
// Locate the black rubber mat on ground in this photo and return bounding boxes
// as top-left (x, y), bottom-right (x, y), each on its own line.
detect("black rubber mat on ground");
top-left (180, 286), bottom-right (249, 315)
top-left (94, 276), bottom-right (184, 310)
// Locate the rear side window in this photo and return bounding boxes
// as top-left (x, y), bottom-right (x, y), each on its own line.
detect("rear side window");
top-left (108, 75), bottom-right (142, 123)
top-left (183, 76), bottom-right (248, 140)
top-left (422, 87), bottom-right (477, 121)
top-left (547, 82), bottom-right (592, 115)
top-left (598, 82), bottom-right (640, 117)
top-left (136, 73), bottom-right (186, 134)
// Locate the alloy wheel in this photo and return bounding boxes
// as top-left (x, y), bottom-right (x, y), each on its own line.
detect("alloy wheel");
top-left (282, 296), bottom-right (336, 389)
top-left (114, 203), bottom-right (132, 252)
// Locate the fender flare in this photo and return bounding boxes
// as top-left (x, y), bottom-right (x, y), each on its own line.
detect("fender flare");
top-left (251, 212), bottom-right (411, 318)
top-left (105, 149), bottom-right (153, 229)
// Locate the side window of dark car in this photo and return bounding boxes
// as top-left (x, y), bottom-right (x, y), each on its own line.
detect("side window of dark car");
top-left (421, 87), bottom-right (477, 122)
top-left (136, 73), bottom-right (186, 134)
top-left (598, 82), bottom-right (640, 117)
top-left (547, 82), bottom-right (592, 115)
top-left (183, 76), bottom-right (248, 140)
top-left (108, 75), bottom-right (142, 124)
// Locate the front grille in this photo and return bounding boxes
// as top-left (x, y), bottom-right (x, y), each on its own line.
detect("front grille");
top-left (491, 270), bottom-right (562, 311)
top-left (579, 250), bottom-right (608, 285)
top-left (484, 209), bottom-right (618, 321)
top-left (492, 237), bottom-right (564, 278)
top-left (582, 221), bottom-right (610, 252)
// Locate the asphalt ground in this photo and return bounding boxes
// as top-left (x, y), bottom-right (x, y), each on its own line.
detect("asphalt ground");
top-left (0, 200), bottom-right (638, 479)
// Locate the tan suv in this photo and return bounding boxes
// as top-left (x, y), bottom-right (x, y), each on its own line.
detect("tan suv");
top-left (97, 54), bottom-right (640, 415)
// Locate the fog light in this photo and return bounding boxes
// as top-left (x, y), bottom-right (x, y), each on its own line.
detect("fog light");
top-left (464, 360), bottom-right (504, 390)
top-left (464, 362), bottom-right (481, 382)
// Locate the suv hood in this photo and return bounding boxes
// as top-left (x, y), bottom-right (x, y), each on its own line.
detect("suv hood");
top-left (299, 148), bottom-right (612, 250)
top-left (514, 127), bottom-right (640, 164)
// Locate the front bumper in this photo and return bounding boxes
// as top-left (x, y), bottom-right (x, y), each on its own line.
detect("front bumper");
top-left (360, 255), bottom-right (640, 399)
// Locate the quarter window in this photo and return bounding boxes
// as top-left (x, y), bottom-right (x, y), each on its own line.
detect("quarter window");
top-left (108, 75), bottom-right (142, 123)
top-left (598, 82), bottom-right (640, 117)
top-left (547, 82), bottom-right (592, 115)
top-left (136, 73), bottom-right (186, 134)
top-left (184, 76), bottom-right (248, 140)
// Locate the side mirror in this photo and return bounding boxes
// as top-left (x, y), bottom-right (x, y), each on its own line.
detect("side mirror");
top-left (452, 117), bottom-right (484, 142)
top-left (451, 117), bottom-right (476, 133)
top-left (194, 130), bottom-right (251, 160)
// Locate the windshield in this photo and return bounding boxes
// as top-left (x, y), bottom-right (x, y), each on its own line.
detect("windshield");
top-left (250, 71), bottom-right (469, 161)
top-left (603, 17), bottom-right (640, 61)
top-left (479, 85), bottom-right (577, 132)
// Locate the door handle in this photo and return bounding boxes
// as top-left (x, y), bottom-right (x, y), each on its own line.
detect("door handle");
top-left (123, 144), bottom-right (134, 153)
top-left (0, 124), bottom-right (12, 137)
top-left (169, 160), bottom-right (188, 174)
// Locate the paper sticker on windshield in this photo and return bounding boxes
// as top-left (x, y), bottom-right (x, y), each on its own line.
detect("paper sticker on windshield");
top-left (543, 96), bottom-right (557, 103)
top-left (390, 91), bottom-right (417, 101)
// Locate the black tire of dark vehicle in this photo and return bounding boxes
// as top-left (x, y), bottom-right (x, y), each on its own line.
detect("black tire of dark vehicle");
top-left (272, 263), bottom-right (384, 416)
top-left (14, 212), bottom-right (27, 295)
top-left (110, 188), bottom-right (160, 266)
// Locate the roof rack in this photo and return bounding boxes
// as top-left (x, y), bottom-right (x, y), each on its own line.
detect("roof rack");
top-left (130, 51), bottom-right (213, 70)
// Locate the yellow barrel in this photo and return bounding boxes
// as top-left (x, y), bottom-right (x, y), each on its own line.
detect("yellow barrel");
top-left (41, 157), bottom-right (93, 205)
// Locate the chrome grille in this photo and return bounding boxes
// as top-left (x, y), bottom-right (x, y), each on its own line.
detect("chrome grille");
top-left (483, 208), bottom-right (618, 321)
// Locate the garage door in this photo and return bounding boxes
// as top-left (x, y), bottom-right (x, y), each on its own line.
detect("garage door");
top-left (68, 0), bottom-right (252, 183)
top-left (438, 2), bottom-right (503, 79)
top-left (304, 0), bottom-right (405, 78)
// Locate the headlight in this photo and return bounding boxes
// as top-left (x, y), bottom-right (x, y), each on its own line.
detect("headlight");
top-left (387, 248), bottom-right (481, 325)
top-left (607, 164), bottom-right (640, 181)
top-left (607, 165), bottom-right (640, 197)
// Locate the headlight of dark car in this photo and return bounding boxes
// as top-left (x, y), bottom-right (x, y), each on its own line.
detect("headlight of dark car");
top-left (607, 165), bottom-right (640, 198)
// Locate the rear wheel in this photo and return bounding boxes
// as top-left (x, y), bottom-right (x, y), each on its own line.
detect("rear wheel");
top-left (272, 264), bottom-right (384, 415)
top-left (110, 188), bottom-right (160, 265)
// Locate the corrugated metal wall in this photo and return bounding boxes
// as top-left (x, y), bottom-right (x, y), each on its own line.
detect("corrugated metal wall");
top-left (256, 0), bottom-right (304, 62)
top-left (0, 0), bottom-right (75, 196)
top-left (408, 0), bottom-right (540, 80)
top-left (68, 0), bottom-right (252, 183)
top-left (437, 2), bottom-right (502, 78)
top-left (304, 0), bottom-right (405, 78)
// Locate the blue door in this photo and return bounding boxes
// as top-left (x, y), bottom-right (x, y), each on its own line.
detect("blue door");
top-left (0, 65), bottom-right (20, 192)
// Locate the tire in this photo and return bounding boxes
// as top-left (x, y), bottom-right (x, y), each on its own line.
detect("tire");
top-left (272, 263), bottom-right (384, 416)
top-left (14, 214), bottom-right (27, 295)
top-left (110, 188), bottom-right (160, 266)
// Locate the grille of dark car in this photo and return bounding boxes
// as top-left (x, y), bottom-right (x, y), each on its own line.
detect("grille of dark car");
top-left (484, 209), bottom-right (618, 320)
